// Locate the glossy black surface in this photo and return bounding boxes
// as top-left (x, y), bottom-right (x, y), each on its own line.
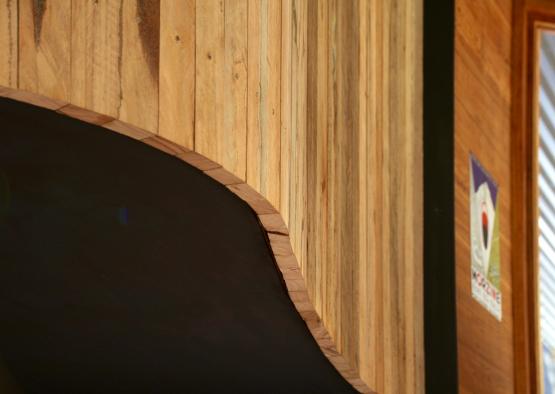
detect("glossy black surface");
top-left (0, 98), bottom-right (356, 394)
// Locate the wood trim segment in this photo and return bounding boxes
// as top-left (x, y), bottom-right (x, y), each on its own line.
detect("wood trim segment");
top-left (0, 86), bottom-right (374, 394)
top-left (57, 104), bottom-right (115, 125)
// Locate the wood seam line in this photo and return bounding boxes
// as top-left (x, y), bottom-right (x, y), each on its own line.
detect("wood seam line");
top-left (0, 85), bottom-right (374, 394)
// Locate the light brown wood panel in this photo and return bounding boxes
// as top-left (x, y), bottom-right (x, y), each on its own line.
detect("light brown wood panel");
top-left (19, 0), bottom-right (71, 101)
top-left (0, 0), bottom-right (17, 88)
top-left (159, 0), bottom-right (195, 149)
top-left (0, 2), bottom-right (425, 391)
top-left (285, 0), bottom-right (308, 278)
top-left (455, 0), bottom-right (514, 393)
top-left (71, 0), bottom-right (159, 132)
top-left (119, 0), bottom-right (160, 132)
top-left (246, 0), bottom-right (281, 209)
top-left (302, 1), bottom-right (423, 392)
top-left (70, 0), bottom-right (123, 119)
top-left (280, 0), bottom-right (292, 227)
top-left (380, 1), bottom-right (424, 391)
top-left (195, 0), bottom-right (248, 180)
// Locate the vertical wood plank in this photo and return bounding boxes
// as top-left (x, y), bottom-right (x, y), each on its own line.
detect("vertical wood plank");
top-left (357, 0), bottom-right (375, 389)
top-left (195, 0), bottom-right (224, 167)
top-left (363, 1), bottom-right (385, 390)
top-left (316, 0), bottom-right (330, 326)
top-left (19, 0), bottom-right (71, 101)
top-left (336, 0), bottom-right (360, 369)
top-left (0, 0), bottom-right (17, 87)
top-left (195, 0), bottom-right (247, 180)
top-left (159, 0), bottom-right (195, 149)
top-left (306, 0), bottom-right (321, 322)
top-left (223, 0), bottom-right (248, 179)
top-left (247, 0), bottom-right (281, 208)
top-left (71, 0), bottom-right (123, 118)
top-left (119, 0), bottom-right (160, 132)
top-left (325, 0), bottom-right (340, 351)
top-left (71, 0), bottom-right (159, 132)
top-left (280, 0), bottom-right (292, 226)
top-left (287, 0), bottom-right (308, 277)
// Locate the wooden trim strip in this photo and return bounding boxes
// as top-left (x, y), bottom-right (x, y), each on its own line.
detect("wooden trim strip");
top-left (0, 85), bottom-right (373, 394)
top-left (56, 104), bottom-right (115, 125)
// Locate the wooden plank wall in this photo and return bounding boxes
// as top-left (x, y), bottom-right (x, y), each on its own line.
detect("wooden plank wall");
top-left (455, 0), bottom-right (515, 393)
top-left (0, 1), bottom-right (423, 392)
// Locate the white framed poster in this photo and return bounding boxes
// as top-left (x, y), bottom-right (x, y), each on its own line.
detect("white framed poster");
top-left (469, 154), bottom-right (502, 321)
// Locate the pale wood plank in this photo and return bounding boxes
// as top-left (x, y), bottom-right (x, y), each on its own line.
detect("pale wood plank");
top-left (71, 0), bottom-right (160, 132)
top-left (223, 0), bottom-right (248, 179)
top-left (280, 0), bottom-right (292, 227)
top-left (288, 0), bottom-right (308, 277)
top-left (19, 0), bottom-right (71, 101)
top-left (159, 0), bottom-right (195, 149)
top-left (71, 0), bottom-right (122, 118)
top-left (246, 0), bottom-right (281, 208)
top-left (195, 0), bottom-right (225, 170)
top-left (195, 0), bottom-right (248, 180)
top-left (119, 0), bottom-right (160, 132)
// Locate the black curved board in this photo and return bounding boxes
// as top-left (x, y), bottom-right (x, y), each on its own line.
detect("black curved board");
top-left (0, 98), bottom-right (356, 394)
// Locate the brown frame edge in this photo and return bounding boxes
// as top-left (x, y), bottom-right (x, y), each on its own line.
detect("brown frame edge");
top-left (0, 85), bottom-right (374, 394)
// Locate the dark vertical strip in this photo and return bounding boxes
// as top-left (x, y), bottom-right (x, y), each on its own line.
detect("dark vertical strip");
top-left (31, 0), bottom-right (46, 46)
top-left (137, 0), bottom-right (160, 82)
top-left (424, 0), bottom-right (458, 393)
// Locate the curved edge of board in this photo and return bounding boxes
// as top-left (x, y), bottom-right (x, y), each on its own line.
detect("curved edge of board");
top-left (0, 85), bottom-right (374, 394)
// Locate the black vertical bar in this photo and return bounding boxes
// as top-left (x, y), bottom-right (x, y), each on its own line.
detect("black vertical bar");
top-left (424, 0), bottom-right (458, 393)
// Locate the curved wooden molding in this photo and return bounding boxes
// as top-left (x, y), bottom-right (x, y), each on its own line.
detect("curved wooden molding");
top-left (0, 85), bottom-right (373, 394)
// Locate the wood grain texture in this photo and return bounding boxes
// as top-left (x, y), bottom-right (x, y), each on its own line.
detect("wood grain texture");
top-left (246, 0), bottom-right (281, 209)
top-left (19, 0), bottom-right (71, 100)
top-left (70, 0), bottom-right (123, 119)
top-left (71, 0), bottom-right (160, 131)
top-left (0, 0), bottom-right (17, 88)
top-left (455, 0), bottom-right (515, 393)
top-left (195, 0), bottom-right (248, 180)
top-left (119, 0), bottom-right (160, 132)
top-left (303, 1), bottom-right (424, 392)
top-left (0, 1), bottom-right (424, 391)
top-left (159, 0), bottom-right (195, 149)
top-left (57, 104), bottom-right (114, 125)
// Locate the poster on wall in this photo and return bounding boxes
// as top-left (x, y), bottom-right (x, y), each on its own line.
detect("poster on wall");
top-left (469, 154), bottom-right (502, 321)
